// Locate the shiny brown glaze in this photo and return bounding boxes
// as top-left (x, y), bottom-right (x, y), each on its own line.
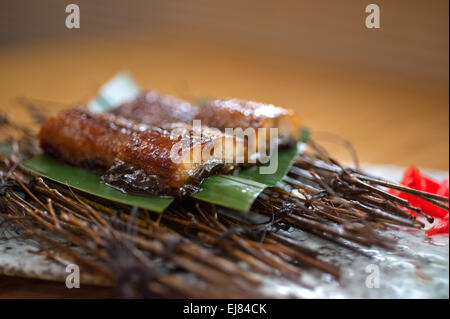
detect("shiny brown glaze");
top-left (39, 107), bottom-right (129, 168)
top-left (39, 108), bottom-right (243, 196)
top-left (196, 99), bottom-right (279, 129)
top-left (195, 98), bottom-right (301, 146)
top-left (112, 94), bottom-right (301, 146)
top-left (109, 90), bottom-right (198, 127)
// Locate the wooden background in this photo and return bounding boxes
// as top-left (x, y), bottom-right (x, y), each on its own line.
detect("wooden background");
top-left (0, 0), bottom-right (448, 298)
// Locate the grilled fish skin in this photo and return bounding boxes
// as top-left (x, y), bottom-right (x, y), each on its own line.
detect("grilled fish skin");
top-left (195, 98), bottom-right (301, 147)
top-left (109, 90), bottom-right (198, 128)
top-left (111, 93), bottom-right (301, 147)
top-left (39, 108), bottom-right (247, 196)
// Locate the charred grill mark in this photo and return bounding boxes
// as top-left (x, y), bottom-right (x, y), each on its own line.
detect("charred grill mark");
top-left (101, 161), bottom-right (167, 196)
top-left (101, 161), bottom-right (236, 197)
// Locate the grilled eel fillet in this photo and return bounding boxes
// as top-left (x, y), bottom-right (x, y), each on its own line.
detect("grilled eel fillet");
top-left (110, 92), bottom-right (301, 147)
top-left (109, 90), bottom-right (199, 127)
top-left (39, 108), bottom-right (248, 196)
top-left (196, 99), bottom-right (301, 147)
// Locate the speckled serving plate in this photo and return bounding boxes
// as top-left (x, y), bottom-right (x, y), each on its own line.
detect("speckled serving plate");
top-left (1, 164), bottom-right (448, 298)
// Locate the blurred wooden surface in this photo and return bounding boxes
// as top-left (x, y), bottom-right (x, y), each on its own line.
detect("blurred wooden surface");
top-left (2, 0), bottom-right (448, 79)
top-left (0, 13), bottom-right (448, 297)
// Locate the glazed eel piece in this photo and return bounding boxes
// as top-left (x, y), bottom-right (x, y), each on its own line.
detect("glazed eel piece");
top-left (110, 91), bottom-right (301, 147)
top-left (109, 90), bottom-right (199, 128)
top-left (39, 108), bottom-right (248, 196)
top-left (196, 99), bottom-right (301, 147)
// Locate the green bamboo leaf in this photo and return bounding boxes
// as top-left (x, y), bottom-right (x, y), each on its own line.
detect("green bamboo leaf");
top-left (192, 175), bottom-right (267, 212)
top-left (192, 141), bottom-right (306, 212)
top-left (236, 145), bottom-right (299, 186)
top-left (22, 155), bottom-right (173, 213)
